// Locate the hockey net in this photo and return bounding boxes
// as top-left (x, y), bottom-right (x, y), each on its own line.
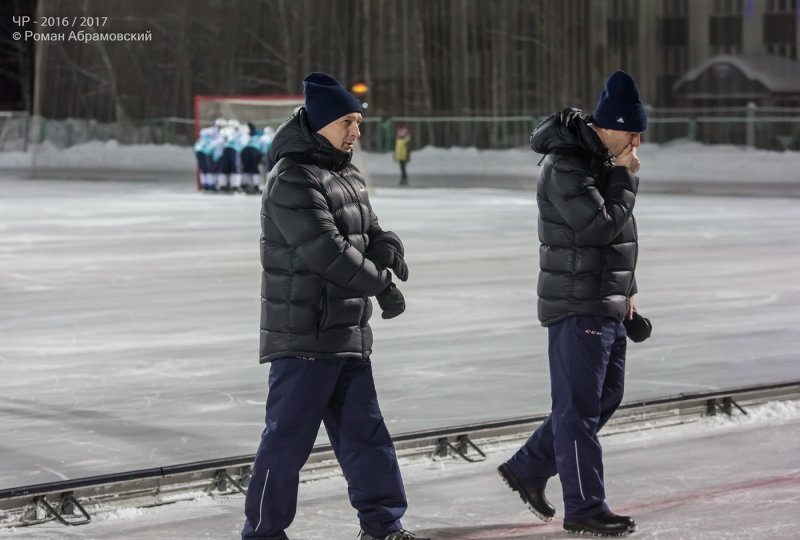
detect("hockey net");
top-left (193, 95), bottom-right (305, 136)
top-left (193, 95), bottom-right (373, 191)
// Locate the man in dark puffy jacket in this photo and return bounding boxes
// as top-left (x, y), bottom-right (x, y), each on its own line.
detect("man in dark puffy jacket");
top-left (498, 71), bottom-right (646, 537)
top-left (242, 73), bottom-right (427, 540)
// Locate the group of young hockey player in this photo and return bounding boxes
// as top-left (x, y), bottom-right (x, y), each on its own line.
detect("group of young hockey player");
top-left (193, 118), bottom-right (276, 194)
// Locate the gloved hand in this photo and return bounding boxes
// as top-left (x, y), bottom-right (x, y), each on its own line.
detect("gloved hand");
top-left (376, 283), bottom-right (405, 319)
top-left (623, 311), bottom-right (652, 343)
top-left (367, 231), bottom-right (409, 282)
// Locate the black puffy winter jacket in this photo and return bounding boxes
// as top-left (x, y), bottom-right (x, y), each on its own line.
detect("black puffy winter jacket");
top-left (532, 108), bottom-right (639, 326)
top-left (259, 108), bottom-right (391, 363)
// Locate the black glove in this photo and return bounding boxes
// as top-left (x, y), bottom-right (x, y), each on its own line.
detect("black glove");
top-left (367, 231), bottom-right (409, 282)
top-left (624, 311), bottom-right (652, 343)
top-left (376, 283), bottom-right (405, 319)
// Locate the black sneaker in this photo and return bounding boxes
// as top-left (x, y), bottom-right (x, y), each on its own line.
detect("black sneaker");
top-left (497, 463), bottom-right (555, 521)
top-left (358, 529), bottom-right (430, 540)
top-left (563, 511), bottom-right (636, 536)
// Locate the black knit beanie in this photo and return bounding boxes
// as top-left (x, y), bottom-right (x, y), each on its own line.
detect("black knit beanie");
top-left (303, 72), bottom-right (363, 132)
top-left (591, 71), bottom-right (648, 132)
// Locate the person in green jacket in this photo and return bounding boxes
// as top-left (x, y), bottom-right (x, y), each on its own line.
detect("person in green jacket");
top-left (394, 126), bottom-right (411, 186)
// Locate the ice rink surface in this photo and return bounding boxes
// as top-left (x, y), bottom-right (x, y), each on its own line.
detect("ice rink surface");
top-left (1, 175), bottom-right (800, 493)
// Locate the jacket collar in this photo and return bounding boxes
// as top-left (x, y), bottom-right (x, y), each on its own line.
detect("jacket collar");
top-left (531, 108), bottom-right (613, 163)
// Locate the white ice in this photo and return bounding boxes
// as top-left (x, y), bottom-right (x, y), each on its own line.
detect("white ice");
top-left (1, 174), bottom-right (799, 491)
top-left (1, 141), bottom-right (800, 538)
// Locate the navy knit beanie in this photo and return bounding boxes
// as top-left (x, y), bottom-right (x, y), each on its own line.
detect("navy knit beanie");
top-left (591, 71), bottom-right (648, 132)
top-left (303, 72), bottom-right (363, 132)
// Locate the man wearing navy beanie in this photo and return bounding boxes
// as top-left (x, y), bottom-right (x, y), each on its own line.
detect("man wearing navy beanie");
top-left (591, 70), bottom-right (648, 134)
top-left (499, 71), bottom-right (648, 537)
top-left (242, 73), bottom-right (426, 540)
top-left (303, 72), bottom-right (364, 132)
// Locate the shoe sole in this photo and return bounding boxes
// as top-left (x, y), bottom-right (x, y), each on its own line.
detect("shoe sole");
top-left (497, 464), bottom-right (554, 523)
top-left (563, 523), bottom-right (637, 537)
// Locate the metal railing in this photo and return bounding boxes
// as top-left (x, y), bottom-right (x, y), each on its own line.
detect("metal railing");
top-left (2, 380), bottom-right (799, 529)
top-left (367, 109), bottom-right (800, 151)
top-left (4, 107), bottom-right (800, 153)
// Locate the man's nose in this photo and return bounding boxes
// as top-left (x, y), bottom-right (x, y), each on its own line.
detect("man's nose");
top-left (631, 134), bottom-right (641, 147)
top-left (351, 124), bottom-right (361, 139)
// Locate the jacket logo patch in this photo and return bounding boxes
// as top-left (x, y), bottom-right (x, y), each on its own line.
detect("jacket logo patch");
top-left (584, 329), bottom-right (603, 336)
top-left (616, 117), bottom-right (625, 124)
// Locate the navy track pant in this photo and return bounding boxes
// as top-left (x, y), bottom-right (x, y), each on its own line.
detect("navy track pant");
top-left (195, 151), bottom-right (212, 173)
top-left (242, 357), bottom-right (407, 539)
top-left (219, 147), bottom-right (239, 174)
top-left (241, 147), bottom-right (262, 174)
top-left (505, 315), bottom-right (627, 520)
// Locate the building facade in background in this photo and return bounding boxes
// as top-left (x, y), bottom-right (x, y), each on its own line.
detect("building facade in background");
top-left (595, 0), bottom-right (800, 107)
top-left (17, 0), bottom-right (800, 149)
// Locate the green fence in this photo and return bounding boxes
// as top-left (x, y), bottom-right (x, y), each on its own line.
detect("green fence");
top-left (361, 114), bottom-right (800, 152)
top-left (359, 116), bottom-right (543, 152)
top-left (27, 111), bottom-right (800, 152)
top-left (34, 117), bottom-right (196, 148)
top-left (645, 114), bottom-right (800, 150)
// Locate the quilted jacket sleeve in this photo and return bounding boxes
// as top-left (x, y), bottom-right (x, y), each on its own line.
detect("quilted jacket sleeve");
top-left (266, 166), bottom-right (391, 296)
top-left (545, 157), bottom-right (638, 246)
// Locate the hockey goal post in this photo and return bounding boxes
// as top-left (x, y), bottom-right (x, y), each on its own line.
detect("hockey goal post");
top-left (192, 95), bottom-right (373, 192)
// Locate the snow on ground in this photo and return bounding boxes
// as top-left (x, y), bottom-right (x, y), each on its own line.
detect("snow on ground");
top-left (0, 140), bottom-right (195, 170)
top-left (1, 139), bottom-right (798, 182)
top-left (3, 400), bottom-right (799, 539)
top-left (362, 140), bottom-right (800, 183)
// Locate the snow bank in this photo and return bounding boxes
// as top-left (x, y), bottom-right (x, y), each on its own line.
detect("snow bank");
top-left (0, 140), bottom-right (798, 182)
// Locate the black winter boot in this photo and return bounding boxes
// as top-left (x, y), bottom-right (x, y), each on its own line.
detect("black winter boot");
top-left (358, 529), bottom-right (430, 540)
top-left (250, 533), bottom-right (288, 540)
top-left (563, 511), bottom-right (636, 536)
top-left (497, 463), bottom-right (555, 521)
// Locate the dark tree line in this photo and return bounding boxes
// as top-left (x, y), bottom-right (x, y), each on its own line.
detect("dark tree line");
top-left (0, 0), bottom-right (36, 111)
top-left (15, 1), bottom-right (798, 149)
top-left (33, 0), bottom-right (603, 124)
